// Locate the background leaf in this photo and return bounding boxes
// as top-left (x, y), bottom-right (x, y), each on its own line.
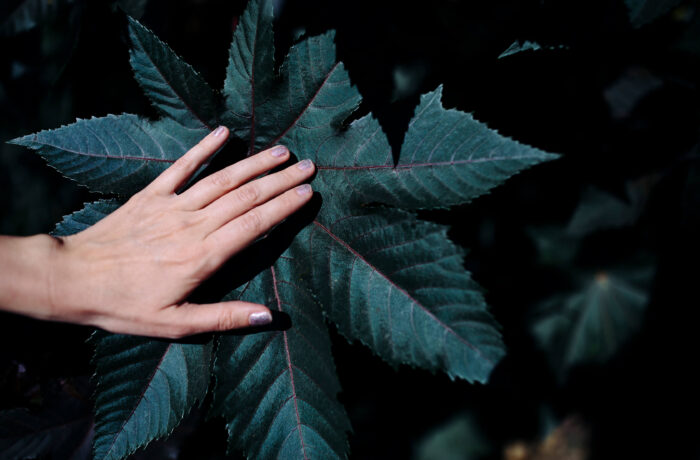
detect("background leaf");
top-left (531, 269), bottom-right (652, 377)
top-left (625, 0), bottom-right (683, 27)
top-left (0, 0), bottom-right (77, 36)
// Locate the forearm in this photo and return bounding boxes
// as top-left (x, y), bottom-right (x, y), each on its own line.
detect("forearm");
top-left (0, 234), bottom-right (61, 321)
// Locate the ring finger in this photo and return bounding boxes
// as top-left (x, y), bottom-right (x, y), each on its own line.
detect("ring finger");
top-left (201, 158), bottom-right (315, 233)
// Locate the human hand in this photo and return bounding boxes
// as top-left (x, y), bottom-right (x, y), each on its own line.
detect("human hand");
top-left (46, 126), bottom-right (314, 338)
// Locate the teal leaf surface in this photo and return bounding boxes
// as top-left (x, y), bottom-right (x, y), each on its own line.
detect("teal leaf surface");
top-left (223, 0), bottom-right (361, 155)
top-left (10, 116), bottom-right (207, 195)
top-left (312, 87), bottom-right (557, 210)
top-left (52, 199), bottom-right (120, 236)
top-left (211, 237), bottom-right (350, 459)
top-left (90, 333), bottom-right (213, 460)
top-left (310, 205), bottom-right (504, 383)
top-left (0, 0), bottom-right (76, 36)
top-left (128, 17), bottom-right (218, 130)
top-left (532, 270), bottom-right (651, 377)
top-left (625, 0), bottom-right (683, 27)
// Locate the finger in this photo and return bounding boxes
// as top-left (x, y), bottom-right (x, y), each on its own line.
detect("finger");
top-left (205, 184), bottom-right (313, 264)
top-left (179, 144), bottom-right (291, 210)
top-left (201, 159), bottom-right (315, 232)
top-left (146, 126), bottom-right (230, 195)
top-left (165, 301), bottom-right (273, 337)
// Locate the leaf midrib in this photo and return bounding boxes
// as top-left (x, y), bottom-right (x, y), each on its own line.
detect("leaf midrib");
top-left (315, 154), bottom-right (546, 171)
top-left (312, 220), bottom-right (494, 365)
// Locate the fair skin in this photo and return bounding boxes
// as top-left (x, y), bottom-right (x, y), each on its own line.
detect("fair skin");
top-left (0, 126), bottom-right (315, 338)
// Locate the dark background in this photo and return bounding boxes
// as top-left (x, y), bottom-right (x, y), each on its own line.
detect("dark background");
top-left (1, 0), bottom-right (700, 459)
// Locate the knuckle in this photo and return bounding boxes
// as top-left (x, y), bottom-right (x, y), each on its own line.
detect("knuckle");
top-left (240, 210), bottom-right (263, 233)
top-left (235, 183), bottom-right (259, 204)
top-left (210, 170), bottom-right (235, 189)
top-left (217, 310), bottom-right (244, 331)
top-left (171, 156), bottom-right (192, 172)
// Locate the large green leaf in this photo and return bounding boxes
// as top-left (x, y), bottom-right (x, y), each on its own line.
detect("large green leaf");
top-left (128, 17), bottom-right (218, 130)
top-left (10, 116), bottom-right (206, 195)
top-left (532, 269), bottom-right (651, 377)
top-left (310, 205), bottom-right (504, 383)
top-left (624, 0), bottom-right (683, 27)
top-left (312, 88), bottom-right (557, 210)
top-left (211, 235), bottom-right (350, 459)
top-left (10, 0), bottom-right (560, 458)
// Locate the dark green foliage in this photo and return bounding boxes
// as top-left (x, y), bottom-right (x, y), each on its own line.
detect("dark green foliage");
top-left (10, 0), bottom-right (558, 457)
top-left (0, 381), bottom-right (93, 460)
top-left (625, 0), bottom-right (683, 27)
top-left (531, 269), bottom-right (652, 378)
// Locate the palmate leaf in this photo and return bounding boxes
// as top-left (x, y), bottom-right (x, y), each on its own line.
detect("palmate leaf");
top-left (532, 269), bottom-right (652, 378)
top-left (309, 204), bottom-right (504, 382)
top-left (53, 202), bottom-right (213, 460)
top-left (211, 233), bottom-right (350, 459)
top-left (10, 0), bottom-right (560, 458)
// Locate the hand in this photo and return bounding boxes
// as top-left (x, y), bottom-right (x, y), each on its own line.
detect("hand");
top-left (44, 126), bottom-right (314, 338)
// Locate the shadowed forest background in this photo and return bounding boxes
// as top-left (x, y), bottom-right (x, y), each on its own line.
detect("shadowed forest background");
top-left (1, 0), bottom-right (700, 459)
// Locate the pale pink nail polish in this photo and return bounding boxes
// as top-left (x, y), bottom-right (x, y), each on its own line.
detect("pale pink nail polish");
top-left (296, 184), bottom-right (312, 195)
top-left (249, 311), bottom-right (272, 326)
top-left (270, 145), bottom-right (288, 157)
top-left (213, 126), bottom-right (226, 137)
top-left (297, 159), bottom-right (313, 170)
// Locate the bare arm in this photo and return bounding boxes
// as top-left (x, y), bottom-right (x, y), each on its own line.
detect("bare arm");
top-left (0, 126), bottom-right (315, 338)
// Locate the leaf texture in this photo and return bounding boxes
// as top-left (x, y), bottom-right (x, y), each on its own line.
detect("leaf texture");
top-left (212, 237), bottom-right (350, 459)
top-left (10, 116), bottom-right (206, 195)
top-left (312, 87), bottom-right (557, 210)
top-left (52, 199), bottom-right (121, 236)
top-left (128, 17), bottom-right (218, 130)
top-left (90, 333), bottom-right (212, 460)
top-left (310, 205), bottom-right (504, 383)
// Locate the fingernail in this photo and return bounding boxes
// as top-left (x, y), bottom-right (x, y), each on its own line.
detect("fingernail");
top-left (296, 184), bottom-right (312, 195)
top-left (269, 145), bottom-right (288, 157)
top-left (297, 159), bottom-right (313, 170)
top-left (213, 126), bottom-right (226, 137)
top-left (249, 311), bottom-right (272, 326)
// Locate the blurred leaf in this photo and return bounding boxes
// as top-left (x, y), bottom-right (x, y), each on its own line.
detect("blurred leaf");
top-left (0, 0), bottom-right (77, 36)
top-left (0, 380), bottom-right (93, 460)
top-left (116, 0), bottom-right (148, 19)
top-left (624, 0), bottom-right (683, 27)
top-left (498, 41), bottom-right (568, 59)
top-left (532, 268), bottom-right (652, 378)
top-left (414, 414), bottom-right (490, 460)
top-left (567, 176), bottom-right (656, 237)
top-left (527, 226), bottom-right (580, 267)
top-left (603, 67), bottom-right (663, 120)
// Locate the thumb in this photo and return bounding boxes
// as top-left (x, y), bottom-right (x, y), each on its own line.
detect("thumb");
top-left (171, 301), bottom-right (273, 336)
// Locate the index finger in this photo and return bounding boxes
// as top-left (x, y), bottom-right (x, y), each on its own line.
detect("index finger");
top-left (145, 126), bottom-right (229, 195)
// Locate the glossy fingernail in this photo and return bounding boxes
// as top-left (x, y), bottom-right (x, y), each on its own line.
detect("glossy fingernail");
top-left (213, 126), bottom-right (226, 137)
top-left (297, 159), bottom-right (313, 170)
top-left (269, 145), bottom-right (288, 157)
top-left (296, 184), bottom-right (312, 195)
top-left (249, 311), bottom-right (272, 326)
